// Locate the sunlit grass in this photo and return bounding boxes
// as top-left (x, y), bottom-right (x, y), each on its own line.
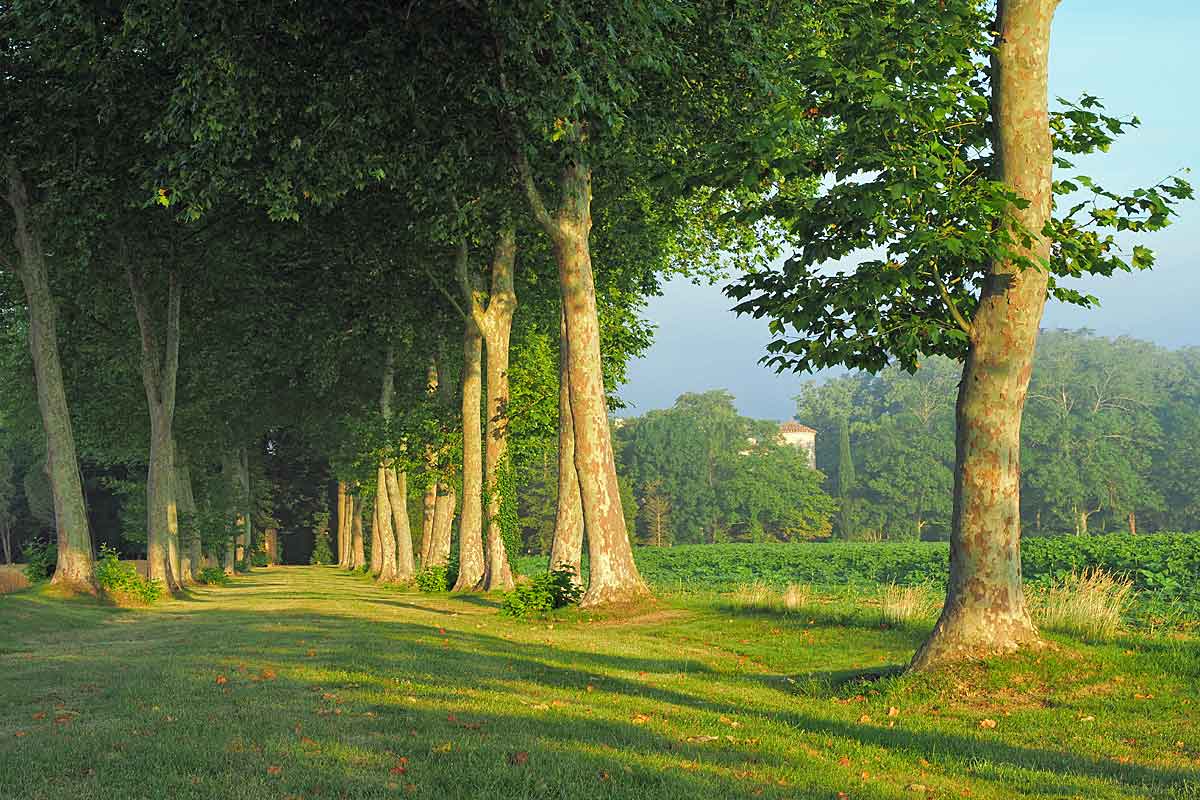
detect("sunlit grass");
top-left (0, 566), bottom-right (1197, 800)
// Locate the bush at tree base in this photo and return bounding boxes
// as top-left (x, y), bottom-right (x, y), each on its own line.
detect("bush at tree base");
top-left (500, 566), bottom-right (583, 618)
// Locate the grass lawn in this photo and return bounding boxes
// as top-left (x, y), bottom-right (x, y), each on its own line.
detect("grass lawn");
top-left (1, 567), bottom-right (1198, 799)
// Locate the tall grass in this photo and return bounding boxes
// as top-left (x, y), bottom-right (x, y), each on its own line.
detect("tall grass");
top-left (1027, 568), bottom-right (1133, 642)
top-left (879, 583), bottom-right (941, 625)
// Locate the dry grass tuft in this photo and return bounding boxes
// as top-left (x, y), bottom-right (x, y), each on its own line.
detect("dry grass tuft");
top-left (1027, 568), bottom-right (1133, 642)
top-left (0, 565), bottom-right (32, 594)
top-left (782, 583), bottom-right (815, 613)
top-left (728, 581), bottom-right (778, 611)
top-left (879, 583), bottom-right (941, 625)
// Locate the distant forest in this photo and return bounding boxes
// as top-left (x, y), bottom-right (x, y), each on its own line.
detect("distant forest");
top-left (600, 329), bottom-right (1200, 547)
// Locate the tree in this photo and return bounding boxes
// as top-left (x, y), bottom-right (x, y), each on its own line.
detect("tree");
top-left (835, 417), bottom-right (856, 539)
top-left (725, 0), bottom-right (1190, 668)
top-left (639, 481), bottom-right (672, 548)
top-left (0, 444), bottom-right (14, 563)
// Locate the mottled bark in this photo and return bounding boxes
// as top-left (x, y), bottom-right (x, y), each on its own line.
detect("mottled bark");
top-left (911, 0), bottom-right (1052, 670)
top-left (452, 247), bottom-right (486, 592)
top-left (128, 257), bottom-right (182, 592)
top-left (464, 228), bottom-right (517, 591)
top-left (517, 157), bottom-right (646, 605)
top-left (548, 311), bottom-right (583, 585)
top-left (3, 161), bottom-right (96, 591)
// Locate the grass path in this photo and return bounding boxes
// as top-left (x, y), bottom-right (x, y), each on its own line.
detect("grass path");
top-left (1, 566), bottom-right (1198, 799)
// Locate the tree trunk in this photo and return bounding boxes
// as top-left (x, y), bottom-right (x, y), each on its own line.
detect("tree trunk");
top-left (221, 449), bottom-right (240, 575)
top-left (369, 492), bottom-right (383, 576)
top-left (1128, 511), bottom-right (1137, 536)
top-left (374, 464), bottom-right (398, 581)
top-left (420, 359), bottom-right (439, 566)
top-left (548, 311), bottom-right (584, 585)
top-left (911, 0), bottom-right (1053, 670)
top-left (471, 227), bottom-right (518, 592)
top-left (348, 494), bottom-right (366, 569)
top-left (235, 446), bottom-right (252, 571)
top-left (519, 160), bottom-right (646, 606)
top-left (0, 522), bottom-right (10, 565)
top-left (452, 257), bottom-right (486, 591)
top-left (386, 466), bottom-right (415, 579)
top-left (430, 487), bottom-right (455, 568)
top-left (337, 481), bottom-right (349, 568)
top-left (175, 447), bottom-right (199, 583)
top-left (128, 258), bottom-right (182, 592)
top-left (3, 161), bottom-right (96, 592)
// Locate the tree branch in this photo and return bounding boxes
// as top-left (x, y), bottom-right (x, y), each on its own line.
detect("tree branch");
top-left (932, 262), bottom-right (974, 336)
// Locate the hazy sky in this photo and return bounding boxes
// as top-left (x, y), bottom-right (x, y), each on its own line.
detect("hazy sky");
top-left (619, 1), bottom-right (1200, 422)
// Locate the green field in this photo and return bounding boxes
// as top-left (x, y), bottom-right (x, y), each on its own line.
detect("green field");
top-left (3, 566), bottom-right (1199, 799)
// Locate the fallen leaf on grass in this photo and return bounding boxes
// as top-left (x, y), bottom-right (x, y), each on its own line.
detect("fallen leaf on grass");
top-left (507, 751), bottom-right (529, 766)
top-left (215, 675), bottom-right (228, 685)
top-left (306, 649), bottom-right (317, 657)
top-left (908, 783), bottom-right (927, 792)
top-left (1078, 715), bottom-right (1095, 722)
top-left (266, 765), bottom-right (282, 777)
top-left (632, 713), bottom-right (651, 724)
top-left (685, 735), bottom-right (719, 743)
top-left (979, 719), bottom-right (997, 729)
top-left (31, 712), bottom-right (45, 720)
top-left (888, 707), bottom-right (900, 718)
top-left (837, 757), bottom-right (851, 767)
top-left (598, 770), bottom-right (610, 781)
top-left (719, 715), bottom-right (742, 728)
top-left (14, 731), bottom-right (26, 738)
top-left (54, 715), bottom-right (72, 724)
top-left (857, 714), bottom-right (871, 724)
top-left (432, 742), bottom-right (453, 753)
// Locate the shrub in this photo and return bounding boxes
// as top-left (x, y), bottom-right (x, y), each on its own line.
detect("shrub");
top-left (415, 565), bottom-right (449, 593)
top-left (1027, 567), bottom-right (1132, 642)
top-left (251, 552), bottom-right (269, 567)
top-left (21, 538), bottom-right (57, 583)
top-left (195, 566), bottom-right (231, 586)
top-left (310, 529), bottom-right (334, 565)
top-left (94, 545), bottom-right (164, 604)
top-left (500, 566), bottom-right (583, 618)
top-left (879, 583), bottom-right (941, 625)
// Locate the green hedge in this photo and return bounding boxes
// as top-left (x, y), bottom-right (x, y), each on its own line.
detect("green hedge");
top-left (517, 533), bottom-right (1200, 598)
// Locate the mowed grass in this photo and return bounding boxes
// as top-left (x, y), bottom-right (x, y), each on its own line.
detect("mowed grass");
top-left (1, 568), bottom-right (1199, 799)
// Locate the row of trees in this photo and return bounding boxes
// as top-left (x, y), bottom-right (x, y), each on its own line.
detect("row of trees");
top-left (2, 0), bottom-right (1189, 668)
top-left (798, 330), bottom-right (1200, 541)
top-left (2, 0), bottom-right (807, 605)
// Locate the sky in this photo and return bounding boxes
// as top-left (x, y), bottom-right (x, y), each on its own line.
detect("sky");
top-left (619, 1), bottom-right (1200, 422)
